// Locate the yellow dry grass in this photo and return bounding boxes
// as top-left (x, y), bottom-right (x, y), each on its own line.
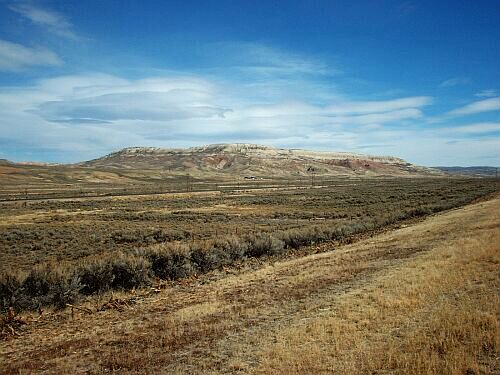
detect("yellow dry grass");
top-left (0, 197), bottom-right (498, 374)
top-left (254, 224), bottom-right (499, 374)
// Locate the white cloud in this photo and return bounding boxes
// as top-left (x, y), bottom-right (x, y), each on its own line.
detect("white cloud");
top-left (1, 71), bottom-right (498, 166)
top-left (448, 97), bottom-right (500, 116)
top-left (474, 89), bottom-right (497, 98)
top-left (204, 42), bottom-right (338, 76)
top-left (439, 77), bottom-right (471, 87)
top-left (36, 91), bottom-right (230, 122)
top-left (235, 97), bottom-right (429, 119)
top-left (0, 39), bottom-right (62, 71)
top-left (438, 122), bottom-right (500, 134)
top-left (28, 75), bottom-right (229, 123)
top-left (8, 3), bottom-right (78, 39)
top-left (324, 97), bottom-right (431, 114)
top-left (331, 108), bottom-right (423, 125)
top-left (5, 73), bottom-right (428, 129)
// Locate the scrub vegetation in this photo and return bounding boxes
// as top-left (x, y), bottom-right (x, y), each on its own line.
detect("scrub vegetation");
top-left (0, 189), bottom-right (498, 374)
top-left (0, 177), bottom-right (497, 313)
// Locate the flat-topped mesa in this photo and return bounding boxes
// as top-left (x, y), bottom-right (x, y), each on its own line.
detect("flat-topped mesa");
top-left (78, 143), bottom-right (436, 177)
top-left (112, 144), bottom-right (406, 163)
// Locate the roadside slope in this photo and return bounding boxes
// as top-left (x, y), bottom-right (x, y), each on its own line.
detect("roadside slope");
top-left (1, 197), bottom-right (499, 374)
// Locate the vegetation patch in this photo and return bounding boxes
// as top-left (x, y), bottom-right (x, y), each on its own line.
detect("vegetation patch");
top-left (0, 177), bottom-right (497, 313)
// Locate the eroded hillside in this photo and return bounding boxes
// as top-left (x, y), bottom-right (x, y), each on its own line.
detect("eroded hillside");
top-left (78, 143), bottom-right (441, 177)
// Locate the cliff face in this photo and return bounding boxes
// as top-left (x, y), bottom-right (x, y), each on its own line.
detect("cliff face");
top-left (78, 143), bottom-right (440, 177)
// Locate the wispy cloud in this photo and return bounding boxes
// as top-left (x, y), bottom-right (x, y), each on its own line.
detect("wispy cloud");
top-left (397, 1), bottom-right (417, 16)
top-left (236, 97), bottom-right (430, 118)
top-left (437, 122), bottom-right (500, 135)
top-left (0, 73), bottom-right (436, 161)
top-left (447, 97), bottom-right (500, 116)
top-left (0, 39), bottom-right (62, 71)
top-left (29, 75), bottom-right (230, 123)
top-left (324, 97), bottom-right (431, 115)
top-left (36, 91), bottom-right (230, 123)
top-left (204, 42), bottom-right (338, 77)
top-left (474, 89), bottom-right (497, 98)
top-left (439, 77), bottom-right (471, 88)
top-left (8, 2), bottom-right (78, 40)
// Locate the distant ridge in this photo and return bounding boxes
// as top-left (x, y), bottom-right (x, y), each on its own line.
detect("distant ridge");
top-left (0, 159), bottom-right (59, 166)
top-left (433, 166), bottom-right (498, 177)
top-left (77, 143), bottom-right (441, 177)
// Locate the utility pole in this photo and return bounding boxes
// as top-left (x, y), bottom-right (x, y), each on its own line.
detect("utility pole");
top-left (307, 166), bottom-right (315, 188)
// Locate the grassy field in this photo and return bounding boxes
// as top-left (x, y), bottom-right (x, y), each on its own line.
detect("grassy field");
top-left (0, 191), bottom-right (498, 374)
top-left (0, 177), bottom-right (497, 313)
top-left (1, 177), bottom-right (496, 272)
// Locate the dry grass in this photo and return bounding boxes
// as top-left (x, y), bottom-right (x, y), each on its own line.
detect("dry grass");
top-left (1, 177), bottom-right (496, 274)
top-left (254, 211), bottom-right (499, 374)
top-left (0, 196), bottom-right (498, 374)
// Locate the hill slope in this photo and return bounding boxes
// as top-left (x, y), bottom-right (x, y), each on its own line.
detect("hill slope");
top-left (79, 143), bottom-right (439, 177)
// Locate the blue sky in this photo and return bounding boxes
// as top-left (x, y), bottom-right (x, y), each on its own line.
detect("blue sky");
top-left (0, 0), bottom-right (499, 166)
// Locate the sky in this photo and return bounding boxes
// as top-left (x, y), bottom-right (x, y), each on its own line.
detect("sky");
top-left (0, 0), bottom-right (499, 166)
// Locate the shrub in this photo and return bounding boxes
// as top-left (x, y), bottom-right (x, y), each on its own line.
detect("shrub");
top-left (77, 253), bottom-right (151, 294)
top-left (245, 233), bottom-right (285, 257)
top-left (76, 259), bottom-right (114, 295)
top-left (50, 274), bottom-right (82, 310)
top-left (140, 243), bottom-right (194, 280)
top-left (278, 226), bottom-right (332, 249)
top-left (279, 228), bottom-right (311, 249)
top-left (214, 235), bottom-right (248, 261)
top-left (12, 265), bottom-right (82, 310)
top-left (0, 273), bottom-right (22, 312)
top-left (190, 241), bottom-right (231, 273)
top-left (108, 253), bottom-right (152, 290)
top-left (408, 206), bottom-right (432, 217)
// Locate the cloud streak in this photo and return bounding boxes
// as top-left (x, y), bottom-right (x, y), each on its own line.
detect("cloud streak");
top-left (475, 89), bottom-right (497, 98)
top-left (439, 77), bottom-right (471, 87)
top-left (28, 75), bottom-right (230, 123)
top-left (0, 39), bottom-right (62, 71)
top-left (324, 97), bottom-right (431, 115)
top-left (448, 97), bottom-right (500, 117)
top-left (439, 122), bottom-right (500, 134)
top-left (36, 91), bottom-right (231, 123)
top-left (203, 42), bottom-right (338, 77)
top-left (8, 2), bottom-right (79, 39)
